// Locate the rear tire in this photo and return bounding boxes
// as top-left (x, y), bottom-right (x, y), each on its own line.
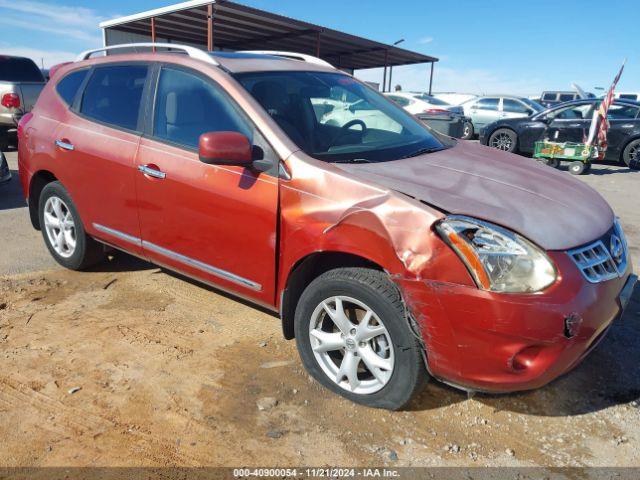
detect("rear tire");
top-left (294, 268), bottom-right (427, 410)
top-left (488, 128), bottom-right (517, 153)
top-left (461, 121), bottom-right (474, 140)
top-left (39, 181), bottom-right (104, 270)
top-left (622, 139), bottom-right (640, 170)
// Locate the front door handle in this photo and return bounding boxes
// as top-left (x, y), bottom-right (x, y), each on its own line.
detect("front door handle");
top-left (55, 139), bottom-right (74, 151)
top-left (568, 123), bottom-right (582, 128)
top-left (138, 164), bottom-right (166, 179)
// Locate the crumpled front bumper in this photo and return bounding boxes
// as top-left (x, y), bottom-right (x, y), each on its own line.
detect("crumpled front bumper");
top-left (397, 251), bottom-right (636, 393)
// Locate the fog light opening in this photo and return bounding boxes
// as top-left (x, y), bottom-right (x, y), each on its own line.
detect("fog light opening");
top-left (511, 346), bottom-right (542, 372)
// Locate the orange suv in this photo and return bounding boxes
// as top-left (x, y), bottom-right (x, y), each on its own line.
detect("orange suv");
top-left (18, 44), bottom-right (636, 409)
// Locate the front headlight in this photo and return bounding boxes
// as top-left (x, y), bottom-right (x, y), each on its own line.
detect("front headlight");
top-left (436, 215), bottom-right (557, 293)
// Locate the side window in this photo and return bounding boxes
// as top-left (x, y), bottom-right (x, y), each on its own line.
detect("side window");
top-left (80, 65), bottom-right (148, 131)
top-left (550, 104), bottom-right (594, 120)
top-left (542, 93), bottom-right (556, 101)
top-left (153, 67), bottom-right (251, 148)
top-left (476, 98), bottom-right (499, 111)
top-left (559, 93), bottom-right (575, 102)
top-left (502, 99), bottom-right (530, 114)
top-left (607, 104), bottom-right (640, 120)
top-left (56, 69), bottom-right (88, 106)
top-left (619, 94), bottom-right (638, 101)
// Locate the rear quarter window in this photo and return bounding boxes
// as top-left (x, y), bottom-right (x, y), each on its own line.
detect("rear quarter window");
top-left (56, 69), bottom-right (89, 106)
top-left (0, 57), bottom-right (45, 82)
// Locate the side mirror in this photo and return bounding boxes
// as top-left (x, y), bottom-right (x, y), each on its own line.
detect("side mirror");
top-left (199, 131), bottom-right (253, 166)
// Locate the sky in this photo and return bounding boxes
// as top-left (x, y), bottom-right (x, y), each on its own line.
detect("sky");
top-left (0, 0), bottom-right (638, 96)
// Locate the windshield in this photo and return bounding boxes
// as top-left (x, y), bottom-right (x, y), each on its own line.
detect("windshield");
top-left (521, 98), bottom-right (545, 112)
top-left (234, 71), bottom-right (448, 163)
top-left (0, 56), bottom-right (45, 82)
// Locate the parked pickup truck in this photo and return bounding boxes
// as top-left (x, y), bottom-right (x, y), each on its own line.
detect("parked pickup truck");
top-left (0, 55), bottom-right (46, 150)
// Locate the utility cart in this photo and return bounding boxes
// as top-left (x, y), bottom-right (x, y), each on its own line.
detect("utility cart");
top-left (533, 140), bottom-right (601, 175)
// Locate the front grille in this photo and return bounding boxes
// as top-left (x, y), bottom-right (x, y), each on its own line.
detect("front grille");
top-left (569, 220), bottom-right (628, 283)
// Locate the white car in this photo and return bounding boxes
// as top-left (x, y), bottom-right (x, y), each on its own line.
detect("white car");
top-left (384, 92), bottom-right (464, 116)
top-left (432, 92), bottom-right (478, 106)
top-left (312, 98), bottom-right (402, 133)
top-left (385, 92), bottom-right (472, 139)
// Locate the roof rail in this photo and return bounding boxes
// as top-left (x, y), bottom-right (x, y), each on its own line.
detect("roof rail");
top-left (75, 43), bottom-right (218, 66)
top-left (237, 50), bottom-right (334, 69)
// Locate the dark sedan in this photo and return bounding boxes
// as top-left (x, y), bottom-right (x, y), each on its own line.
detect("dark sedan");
top-left (0, 151), bottom-right (11, 184)
top-left (479, 99), bottom-right (640, 168)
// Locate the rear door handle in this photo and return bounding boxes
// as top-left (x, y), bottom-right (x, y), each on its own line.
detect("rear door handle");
top-left (55, 139), bottom-right (74, 151)
top-left (568, 123), bottom-right (582, 128)
top-left (138, 164), bottom-right (166, 179)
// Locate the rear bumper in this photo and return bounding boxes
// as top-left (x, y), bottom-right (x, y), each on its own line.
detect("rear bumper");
top-left (397, 252), bottom-right (636, 393)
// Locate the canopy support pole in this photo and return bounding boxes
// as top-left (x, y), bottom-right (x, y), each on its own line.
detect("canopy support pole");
top-left (315, 30), bottom-right (321, 57)
top-left (429, 62), bottom-right (434, 95)
top-left (151, 17), bottom-right (156, 51)
top-left (382, 50), bottom-right (388, 92)
top-left (207, 4), bottom-right (214, 51)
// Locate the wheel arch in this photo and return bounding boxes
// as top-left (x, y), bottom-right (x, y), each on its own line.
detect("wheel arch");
top-left (619, 135), bottom-right (640, 163)
top-left (28, 169), bottom-right (58, 230)
top-left (279, 251), bottom-right (384, 340)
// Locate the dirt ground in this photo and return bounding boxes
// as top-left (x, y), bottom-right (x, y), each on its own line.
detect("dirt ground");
top-left (1, 151), bottom-right (639, 468)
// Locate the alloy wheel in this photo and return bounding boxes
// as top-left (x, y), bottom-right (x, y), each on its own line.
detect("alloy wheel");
top-left (490, 132), bottom-right (513, 151)
top-left (491, 132), bottom-right (513, 152)
top-left (44, 196), bottom-right (76, 258)
top-left (308, 295), bottom-right (394, 395)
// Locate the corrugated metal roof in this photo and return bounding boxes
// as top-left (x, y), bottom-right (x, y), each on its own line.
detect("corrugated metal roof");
top-left (100, 0), bottom-right (437, 71)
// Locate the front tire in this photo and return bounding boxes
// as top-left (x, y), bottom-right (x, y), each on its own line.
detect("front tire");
top-left (39, 181), bottom-right (104, 270)
top-left (294, 268), bottom-right (427, 410)
top-left (622, 139), bottom-right (640, 170)
top-left (488, 128), bottom-right (518, 153)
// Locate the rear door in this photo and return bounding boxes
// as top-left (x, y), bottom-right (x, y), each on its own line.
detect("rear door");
top-left (53, 63), bottom-right (149, 255)
top-left (134, 65), bottom-right (279, 305)
top-left (470, 97), bottom-right (500, 128)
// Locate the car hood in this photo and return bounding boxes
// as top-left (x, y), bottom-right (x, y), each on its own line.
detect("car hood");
top-left (333, 141), bottom-right (614, 251)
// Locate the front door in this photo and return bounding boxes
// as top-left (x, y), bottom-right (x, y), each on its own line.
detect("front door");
top-left (134, 66), bottom-right (279, 305)
top-left (546, 102), bottom-right (596, 143)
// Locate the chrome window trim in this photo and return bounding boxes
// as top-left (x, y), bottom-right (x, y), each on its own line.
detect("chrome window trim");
top-left (92, 223), bottom-right (261, 291)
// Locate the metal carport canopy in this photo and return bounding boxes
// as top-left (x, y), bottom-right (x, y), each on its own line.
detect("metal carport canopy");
top-left (99, 0), bottom-right (437, 77)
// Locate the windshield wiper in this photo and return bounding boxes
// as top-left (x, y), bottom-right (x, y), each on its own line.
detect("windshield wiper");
top-left (400, 147), bottom-right (442, 159)
top-left (332, 158), bottom-right (372, 164)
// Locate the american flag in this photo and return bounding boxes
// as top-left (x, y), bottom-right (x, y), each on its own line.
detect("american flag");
top-left (586, 61), bottom-right (625, 150)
